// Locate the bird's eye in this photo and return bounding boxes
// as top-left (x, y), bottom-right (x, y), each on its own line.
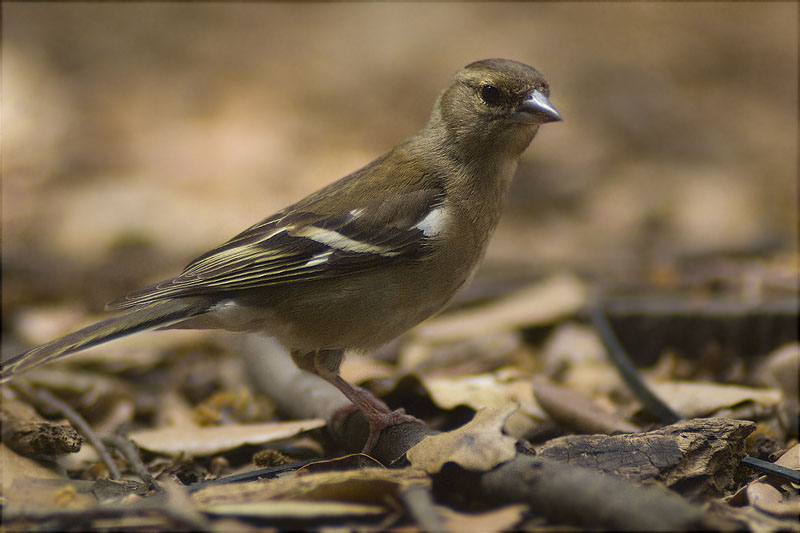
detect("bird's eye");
top-left (480, 84), bottom-right (501, 106)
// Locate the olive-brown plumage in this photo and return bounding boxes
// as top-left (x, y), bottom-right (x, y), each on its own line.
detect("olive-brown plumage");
top-left (2, 58), bottom-right (561, 451)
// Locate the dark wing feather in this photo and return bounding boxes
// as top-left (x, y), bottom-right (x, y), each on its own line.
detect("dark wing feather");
top-left (108, 187), bottom-right (445, 309)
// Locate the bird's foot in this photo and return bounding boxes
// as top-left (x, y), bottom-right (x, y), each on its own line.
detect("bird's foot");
top-left (330, 385), bottom-right (424, 453)
top-left (360, 406), bottom-right (424, 454)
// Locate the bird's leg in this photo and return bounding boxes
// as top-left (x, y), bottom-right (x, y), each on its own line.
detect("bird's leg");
top-left (322, 372), bottom-right (423, 454)
top-left (293, 349), bottom-right (422, 453)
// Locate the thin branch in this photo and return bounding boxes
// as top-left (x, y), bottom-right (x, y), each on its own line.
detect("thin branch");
top-left (15, 382), bottom-right (122, 479)
top-left (103, 435), bottom-right (161, 492)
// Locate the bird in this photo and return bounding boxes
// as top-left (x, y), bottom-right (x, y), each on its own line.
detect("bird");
top-left (1, 58), bottom-right (562, 452)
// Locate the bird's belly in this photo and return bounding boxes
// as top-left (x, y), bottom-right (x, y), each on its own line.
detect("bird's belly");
top-left (195, 259), bottom-right (470, 353)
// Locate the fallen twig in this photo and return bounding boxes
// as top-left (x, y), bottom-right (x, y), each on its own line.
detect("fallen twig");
top-left (103, 435), bottom-right (162, 492)
top-left (14, 382), bottom-right (121, 479)
top-left (480, 455), bottom-right (705, 530)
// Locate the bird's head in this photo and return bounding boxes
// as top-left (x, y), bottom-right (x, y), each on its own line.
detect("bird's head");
top-left (431, 58), bottom-right (562, 158)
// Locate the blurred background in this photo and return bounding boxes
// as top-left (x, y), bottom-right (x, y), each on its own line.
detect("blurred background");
top-left (2, 3), bottom-right (797, 320)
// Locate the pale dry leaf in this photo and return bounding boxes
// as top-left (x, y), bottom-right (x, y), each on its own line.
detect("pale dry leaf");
top-left (411, 273), bottom-right (586, 342)
top-left (439, 504), bottom-right (527, 533)
top-left (747, 482), bottom-right (782, 507)
top-left (202, 500), bottom-right (386, 519)
top-left (191, 466), bottom-right (429, 506)
top-left (747, 482), bottom-right (800, 517)
top-left (128, 419), bottom-right (325, 457)
top-left (774, 444), bottom-right (799, 469)
top-left (649, 382), bottom-right (782, 418)
top-left (423, 373), bottom-right (546, 420)
top-left (406, 404), bottom-right (518, 474)
top-left (502, 409), bottom-right (539, 440)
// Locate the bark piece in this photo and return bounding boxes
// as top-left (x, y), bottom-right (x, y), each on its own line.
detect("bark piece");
top-left (1, 395), bottom-right (82, 456)
top-left (537, 417), bottom-right (755, 496)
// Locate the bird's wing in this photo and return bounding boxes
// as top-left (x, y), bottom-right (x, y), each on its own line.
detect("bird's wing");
top-left (107, 186), bottom-right (446, 309)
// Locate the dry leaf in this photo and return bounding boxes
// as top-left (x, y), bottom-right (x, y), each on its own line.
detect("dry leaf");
top-left (407, 404), bottom-right (518, 474)
top-left (129, 419), bottom-right (325, 456)
top-left (649, 382), bottom-right (781, 418)
top-left (411, 273), bottom-right (586, 342)
top-left (423, 373), bottom-right (546, 420)
top-left (775, 444), bottom-right (800, 469)
top-left (191, 466), bottom-right (429, 506)
top-left (747, 482), bottom-right (800, 517)
top-left (439, 504), bottom-right (527, 533)
top-left (203, 500), bottom-right (386, 519)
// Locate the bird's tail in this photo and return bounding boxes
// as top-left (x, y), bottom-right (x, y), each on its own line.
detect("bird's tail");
top-left (1, 298), bottom-right (211, 384)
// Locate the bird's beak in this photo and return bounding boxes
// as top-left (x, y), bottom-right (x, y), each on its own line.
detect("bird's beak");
top-left (514, 89), bottom-right (563, 124)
